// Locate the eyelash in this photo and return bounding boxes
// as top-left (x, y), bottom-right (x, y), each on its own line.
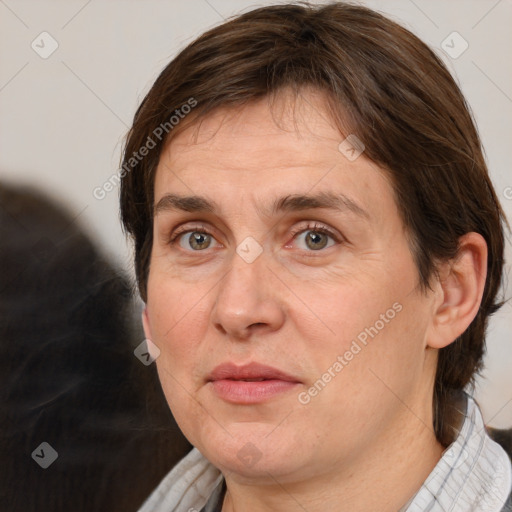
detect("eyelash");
top-left (288, 222), bottom-right (341, 246)
top-left (168, 224), bottom-right (210, 244)
top-left (168, 222), bottom-right (341, 250)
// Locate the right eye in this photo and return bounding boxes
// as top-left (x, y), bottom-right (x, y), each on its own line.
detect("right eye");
top-left (171, 229), bottom-right (222, 251)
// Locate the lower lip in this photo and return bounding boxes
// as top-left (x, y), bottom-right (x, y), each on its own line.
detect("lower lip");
top-left (210, 379), bottom-right (299, 404)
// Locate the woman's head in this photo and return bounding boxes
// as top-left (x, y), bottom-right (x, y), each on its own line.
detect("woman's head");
top-left (120, 1), bottom-right (506, 473)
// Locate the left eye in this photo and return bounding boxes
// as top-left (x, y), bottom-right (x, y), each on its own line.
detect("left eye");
top-left (294, 229), bottom-right (336, 251)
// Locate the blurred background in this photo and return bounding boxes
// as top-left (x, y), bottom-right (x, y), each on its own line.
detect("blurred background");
top-left (0, 0), bottom-right (511, 508)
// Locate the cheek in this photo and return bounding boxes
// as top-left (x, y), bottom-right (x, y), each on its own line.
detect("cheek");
top-left (155, 360), bottom-right (207, 448)
top-left (148, 266), bottom-right (203, 334)
top-left (146, 274), bottom-right (211, 380)
top-left (148, 281), bottom-right (212, 444)
top-left (293, 277), bottom-right (399, 355)
top-left (293, 259), bottom-right (427, 389)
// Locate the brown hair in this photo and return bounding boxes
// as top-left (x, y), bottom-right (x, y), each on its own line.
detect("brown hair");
top-left (120, 2), bottom-right (507, 445)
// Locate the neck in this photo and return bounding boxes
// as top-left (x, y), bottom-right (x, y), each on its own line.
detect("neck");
top-left (221, 408), bottom-right (445, 512)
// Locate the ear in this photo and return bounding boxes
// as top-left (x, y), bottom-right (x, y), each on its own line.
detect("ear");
top-left (427, 232), bottom-right (488, 349)
top-left (142, 307), bottom-right (153, 341)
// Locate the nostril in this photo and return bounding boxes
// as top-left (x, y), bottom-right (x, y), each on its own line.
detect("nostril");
top-left (214, 323), bottom-right (228, 335)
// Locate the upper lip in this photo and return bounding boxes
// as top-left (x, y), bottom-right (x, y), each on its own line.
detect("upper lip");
top-left (207, 362), bottom-right (301, 383)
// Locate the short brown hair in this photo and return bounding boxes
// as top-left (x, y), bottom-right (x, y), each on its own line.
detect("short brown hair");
top-left (120, 2), bottom-right (507, 445)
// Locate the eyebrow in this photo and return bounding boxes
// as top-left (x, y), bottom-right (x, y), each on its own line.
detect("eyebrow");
top-left (154, 191), bottom-right (369, 220)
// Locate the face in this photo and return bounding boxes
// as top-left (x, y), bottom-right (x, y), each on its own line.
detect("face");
top-left (143, 89), bottom-right (439, 485)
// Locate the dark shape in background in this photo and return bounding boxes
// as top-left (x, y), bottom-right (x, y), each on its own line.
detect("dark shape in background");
top-left (0, 182), bottom-right (191, 512)
top-left (488, 427), bottom-right (512, 462)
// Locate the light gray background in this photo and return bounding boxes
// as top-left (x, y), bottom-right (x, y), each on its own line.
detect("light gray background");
top-left (1, 0), bottom-right (511, 427)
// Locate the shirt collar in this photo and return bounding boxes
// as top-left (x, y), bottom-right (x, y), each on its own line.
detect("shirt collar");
top-left (400, 393), bottom-right (511, 512)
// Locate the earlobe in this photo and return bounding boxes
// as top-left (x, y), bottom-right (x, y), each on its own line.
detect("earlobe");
top-left (142, 307), bottom-right (153, 341)
top-left (427, 232), bottom-right (488, 350)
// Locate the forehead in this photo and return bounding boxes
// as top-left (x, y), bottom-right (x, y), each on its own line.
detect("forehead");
top-left (162, 89), bottom-right (345, 167)
top-left (153, 89), bottom-right (396, 222)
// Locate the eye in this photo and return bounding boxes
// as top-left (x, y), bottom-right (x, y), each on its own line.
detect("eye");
top-left (172, 228), bottom-right (221, 251)
top-left (291, 224), bottom-right (338, 251)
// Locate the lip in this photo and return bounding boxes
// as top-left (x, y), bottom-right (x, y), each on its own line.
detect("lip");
top-left (207, 362), bottom-right (301, 404)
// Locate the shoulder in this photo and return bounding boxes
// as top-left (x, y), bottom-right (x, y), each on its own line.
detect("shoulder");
top-left (137, 448), bottom-right (223, 512)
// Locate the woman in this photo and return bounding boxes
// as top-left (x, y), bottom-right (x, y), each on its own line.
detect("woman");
top-left (119, 3), bottom-right (512, 510)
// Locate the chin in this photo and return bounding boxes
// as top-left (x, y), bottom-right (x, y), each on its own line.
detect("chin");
top-left (197, 427), bottom-right (308, 481)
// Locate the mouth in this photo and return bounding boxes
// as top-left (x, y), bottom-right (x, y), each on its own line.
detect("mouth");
top-left (207, 362), bottom-right (301, 404)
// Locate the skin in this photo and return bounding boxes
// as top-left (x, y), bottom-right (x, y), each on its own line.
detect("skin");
top-left (142, 89), bottom-right (487, 511)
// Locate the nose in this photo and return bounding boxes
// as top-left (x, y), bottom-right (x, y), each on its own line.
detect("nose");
top-left (211, 249), bottom-right (285, 340)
